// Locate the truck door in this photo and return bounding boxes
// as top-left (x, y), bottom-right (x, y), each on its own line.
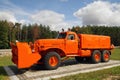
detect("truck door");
top-left (65, 34), bottom-right (78, 55)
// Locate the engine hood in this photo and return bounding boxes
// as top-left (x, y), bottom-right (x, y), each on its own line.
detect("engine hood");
top-left (35, 39), bottom-right (64, 49)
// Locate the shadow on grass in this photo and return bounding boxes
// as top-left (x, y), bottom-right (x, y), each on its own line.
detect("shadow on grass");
top-left (0, 65), bottom-right (19, 79)
top-left (9, 65), bottom-right (28, 75)
top-left (0, 66), bottom-right (8, 76)
top-left (0, 65), bottom-right (28, 77)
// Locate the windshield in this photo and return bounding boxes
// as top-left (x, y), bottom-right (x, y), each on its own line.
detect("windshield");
top-left (57, 33), bottom-right (67, 39)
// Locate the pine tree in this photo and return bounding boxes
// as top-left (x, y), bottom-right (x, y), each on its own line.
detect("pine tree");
top-left (0, 21), bottom-right (9, 49)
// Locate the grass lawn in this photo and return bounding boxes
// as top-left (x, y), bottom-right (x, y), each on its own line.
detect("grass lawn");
top-left (0, 48), bottom-right (120, 80)
top-left (0, 56), bottom-right (13, 80)
top-left (111, 48), bottom-right (120, 60)
top-left (53, 66), bottom-right (120, 80)
top-left (54, 48), bottom-right (120, 80)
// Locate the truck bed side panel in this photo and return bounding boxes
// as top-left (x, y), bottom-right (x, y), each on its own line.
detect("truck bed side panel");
top-left (78, 34), bottom-right (111, 49)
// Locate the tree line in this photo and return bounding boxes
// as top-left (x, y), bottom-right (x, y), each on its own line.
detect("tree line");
top-left (71, 25), bottom-right (120, 46)
top-left (0, 21), bottom-right (58, 49)
top-left (0, 20), bottom-right (120, 49)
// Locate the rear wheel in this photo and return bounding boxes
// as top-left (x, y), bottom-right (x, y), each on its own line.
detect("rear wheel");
top-left (101, 50), bottom-right (110, 62)
top-left (91, 50), bottom-right (101, 63)
top-left (43, 52), bottom-right (61, 70)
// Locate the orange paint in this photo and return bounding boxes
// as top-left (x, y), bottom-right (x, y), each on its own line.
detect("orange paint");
top-left (49, 56), bottom-right (58, 67)
top-left (11, 42), bottom-right (41, 69)
top-left (10, 31), bottom-right (113, 69)
top-left (78, 34), bottom-right (111, 49)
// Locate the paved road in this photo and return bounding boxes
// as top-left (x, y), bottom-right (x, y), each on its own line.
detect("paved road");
top-left (4, 60), bottom-right (120, 80)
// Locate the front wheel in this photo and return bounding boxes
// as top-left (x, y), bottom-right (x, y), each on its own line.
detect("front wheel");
top-left (43, 52), bottom-right (61, 70)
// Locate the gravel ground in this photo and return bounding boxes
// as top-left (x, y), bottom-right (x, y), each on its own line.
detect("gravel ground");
top-left (0, 49), bottom-right (11, 57)
top-left (4, 60), bottom-right (120, 80)
top-left (2, 49), bottom-right (120, 80)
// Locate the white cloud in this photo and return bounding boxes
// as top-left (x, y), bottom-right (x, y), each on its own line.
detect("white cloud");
top-left (74, 1), bottom-right (120, 26)
top-left (30, 10), bottom-right (70, 31)
top-left (0, 0), bottom-right (31, 25)
top-left (0, 0), bottom-right (30, 16)
top-left (51, 22), bottom-right (71, 31)
top-left (19, 19), bottom-right (31, 25)
top-left (30, 10), bottom-right (64, 24)
top-left (0, 11), bottom-right (17, 23)
top-left (0, 0), bottom-right (74, 31)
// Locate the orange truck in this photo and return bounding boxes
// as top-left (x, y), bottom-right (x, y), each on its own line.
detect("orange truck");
top-left (10, 31), bottom-right (114, 70)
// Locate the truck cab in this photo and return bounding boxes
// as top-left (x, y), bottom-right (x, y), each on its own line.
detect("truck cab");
top-left (57, 31), bottom-right (79, 55)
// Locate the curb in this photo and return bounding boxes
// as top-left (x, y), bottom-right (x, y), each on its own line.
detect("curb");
top-left (4, 66), bottom-right (19, 80)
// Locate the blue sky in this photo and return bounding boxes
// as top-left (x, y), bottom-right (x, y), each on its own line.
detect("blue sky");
top-left (0, 0), bottom-right (120, 30)
top-left (11, 0), bottom-right (89, 19)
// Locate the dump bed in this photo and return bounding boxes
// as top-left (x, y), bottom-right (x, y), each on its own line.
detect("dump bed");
top-left (78, 34), bottom-right (111, 49)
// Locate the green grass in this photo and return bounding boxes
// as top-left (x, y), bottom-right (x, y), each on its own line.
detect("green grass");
top-left (53, 66), bottom-right (120, 80)
top-left (53, 48), bottom-right (120, 80)
top-left (111, 48), bottom-right (120, 60)
top-left (0, 56), bottom-right (13, 80)
top-left (0, 48), bottom-right (120, 80)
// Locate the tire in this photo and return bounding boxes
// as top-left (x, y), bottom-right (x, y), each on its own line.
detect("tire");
top-left (75, 57), bottom-right (84, 63)
top-left (101, 50), bottom-right (110, 62)
top-left (91, 50), bottom-right (101, 63)
top-left (43, 52), bottom-right (61, 70)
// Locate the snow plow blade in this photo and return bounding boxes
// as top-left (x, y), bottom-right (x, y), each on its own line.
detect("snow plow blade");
top-left (10, 42), bottom-right (41, 69)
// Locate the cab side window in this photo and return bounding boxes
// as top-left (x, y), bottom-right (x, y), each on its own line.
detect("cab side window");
top-left (67, 34), bottom-right (75, 40)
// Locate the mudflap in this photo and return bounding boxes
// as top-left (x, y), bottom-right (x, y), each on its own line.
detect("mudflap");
top-left (10, 42), bottom-right (41, 69)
